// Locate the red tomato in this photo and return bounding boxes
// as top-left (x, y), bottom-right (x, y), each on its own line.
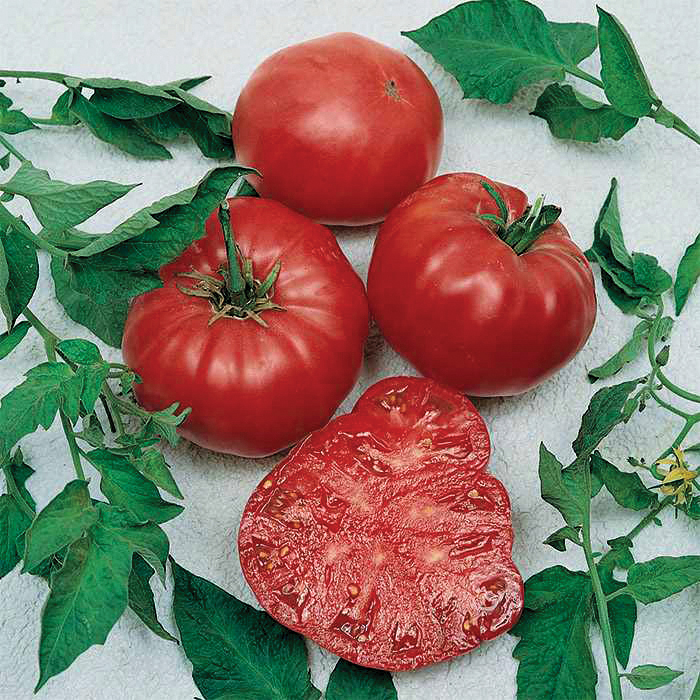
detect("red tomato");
top-left (239, 376), bottom-right (523, 670)
top-left (367, 173), bottom-right (597, 396)
top-left (232, 33), bottom-right (444, 226)
top-left (122, 197), bottom-right (369, 457)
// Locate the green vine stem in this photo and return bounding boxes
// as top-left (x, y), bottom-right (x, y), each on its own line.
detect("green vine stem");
top-left (0, 70), bottom-right (74, 84)
top-left (0, 132), bottom-right (27, 163)
top-left (0, 204), bottom-right (68, 258)
top-left (582, 507), bottom-right (623, 700)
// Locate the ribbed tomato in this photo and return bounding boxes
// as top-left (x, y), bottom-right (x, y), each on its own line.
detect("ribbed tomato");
top-left (239, 376), bottom-right (523, 671)
top-left (232, 33), bottom-right (444, 226)
top-left (122, 197), bottom-right (369, 457)
top-left (367, 173), bottom-right (597, 396)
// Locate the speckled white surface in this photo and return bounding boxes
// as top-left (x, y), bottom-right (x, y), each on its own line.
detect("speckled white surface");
top-left (1, 1), bottom-right (699, 698)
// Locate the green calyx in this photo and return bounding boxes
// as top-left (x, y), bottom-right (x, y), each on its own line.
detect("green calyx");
top-left (176, 199), bottom-right (284, 327)
top-left (478, 181), bottom-right (562, 254)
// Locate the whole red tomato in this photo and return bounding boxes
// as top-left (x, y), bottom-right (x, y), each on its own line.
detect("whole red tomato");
top-left (122, 197), bottom-right (369, 457)
top-left (367, 173), bottom-right (597, 396)
top-left (232, 33), bottom-right (444, 226)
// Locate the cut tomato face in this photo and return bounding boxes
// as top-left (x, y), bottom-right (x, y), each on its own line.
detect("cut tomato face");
top-left (238, 377), bottom-right (523, 671)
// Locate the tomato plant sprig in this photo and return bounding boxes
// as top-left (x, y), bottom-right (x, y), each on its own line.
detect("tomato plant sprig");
top-left (511, 179), bottom-right (700, 700)
top-left (403, 0), bottom-right (700, 147)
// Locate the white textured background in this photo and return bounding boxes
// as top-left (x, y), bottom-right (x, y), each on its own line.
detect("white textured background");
top-left (2, 1), bottom-right (699, 698)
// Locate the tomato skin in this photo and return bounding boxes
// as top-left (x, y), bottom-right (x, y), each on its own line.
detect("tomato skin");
top-left (367, 173), bottom-right (597, 396)
top-left (122, 197), bottom-right (369, 457)
top-left (238, 376), bottom-right (523, 671)
top-left (232, 32), bottom-right (444, 226)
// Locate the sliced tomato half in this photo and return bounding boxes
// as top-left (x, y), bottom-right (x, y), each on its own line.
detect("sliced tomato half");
top-left (238, 377), bottom-right (523, 670)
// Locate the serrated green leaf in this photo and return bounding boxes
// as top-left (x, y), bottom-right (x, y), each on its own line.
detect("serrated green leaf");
top-left (159, 76), bottom-right (211, 91)
top-left (86, 449), bottom-right (182, 524)
top-left (631, 252), bottom-right (672, 294)
top-left (402, 1), bottom-right (597, 104)
top-left (139, 403), bottom-right (189, 446)
top-left (69, 92), bottom-right (172, 160)
top-left (36, 513), bottom-right (133, 690)
top-left (0, 161), bottom-right (138, 230)
top-left (172, 560), bottom-right (317, 700)
top-left (0, 362), bottom-right (83, 456)
top-left (588, 320), bottom-right (649, 382)
top-left (133, 449), bottom-right (183, 499)
top-left (0, 221), bottom-right (39, 327)
top-left (90, 88), bottom-right (179, 119)
top-left (0, 238), bottom-right (12, 330)
top-left (624, 555), bottom-right (700, 604)
top-left (600, 269), bottom-right (641, 314)
top-left (572, 379), bottom-right (642, 458)
top-left (0, 106), bottom-right (37, 134)
top-left (0, 452), bottom-right (35, 578)
top-left (326, 659), bottom-right (397, 700)
top-left (511, 566), bottom-right (596, 700)
top-left (128, 553), bottom-right (178, 642)
top-left (590, 452), bottom-right (656, 511)
top-left (532, 83), bottom-right (638, 143)
top-left (539, 444), bottom-right (588, 527)
top-left (598, 566), bottom-right (636, 668)
top-left (543, 525), bottom-right (581, 552)
top-left (76, 362), bottom-right (110, 413)
top-left (23, 480), bottom-right (97, 572)
top-left (690, 671), bottom-right (700, 700)
top-left (51, 257), bottom-right (161, 347)
top-left (674, 232), bottom-right (700, 315)
top-left (597, 7), bottom-right (656, 118)
top-left (589, 178), bottom-right (632, 267)
top-left (57, 338), bottom-right (102, 364)
top-left (74, 413), bottom-right (105, 447)
top-left (50, 90), bottom-right (79, 125)
top-left (0, 320), bottom-right (30, 360)
top-left (600, 536), bottom-right (635, 572)
top-left (623, 664), bottom-right (683, 690)
top-left (0, 153), bottom-right (9, 171)
top-left (96, 503), bottom-right (168, 584)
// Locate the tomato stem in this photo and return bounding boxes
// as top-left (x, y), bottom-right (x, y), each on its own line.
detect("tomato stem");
top-left (218, 199), bottom-right (246, 299)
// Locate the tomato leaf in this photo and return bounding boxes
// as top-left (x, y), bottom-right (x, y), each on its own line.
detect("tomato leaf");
top-left (171, 559), bottom-right (318, 700)
top-left (674, 232), bottom-right (700, 315)
top-left (57, 338), bottom-right (102, 365)
top-left (402, 1), bottom-right (597, 104)
top-left (0, 452), bottom-right (35, 578)
top-left (0, 92), bottom-right (37, 134)
top-left (597, 7), bottom-right (657, 118)
top-left (70, 92), bottom-right (173, 160)
top-left (86, 449), bottom-right (183, 525)
top-left (36, 505), bottom-right (134, 691)
top-left (138, 403), bottom-right (189, 446)
top-left (631, 252), bottom-right (672, 295)
top-left (538, 444), bottom-right (588, 528)
top-left (0, 320), bottom-right (30, 360)
top-left (588, 320), bottom-right (649, 382)
top-left (50, 166), bottom-right (252, 345)
top-left (22, 480), bottom-right (97, 572)
top-left (0, 161), bottom-right (138, 231)
top-left (0, 362), bottom-right (83, 457)
top-left (128, 553), bottom-right (178, 642)
top-left (597, 566), bottom-right (636, 668)
top-left (50, 90), bottom-right (79, 125)
top-left (132, 449), bottom-right (183, 500)
top-left (624, 555), bottom-right (700, 604)
top-left (0, 221), bottom-right (39, 328)
top-left (543, 525), bottom-right (581, 552)
top-left (690, 671), bottom-right (700, 700)
top-left (532, 84), bottom-right (638, 143)
top-left (90, 87), bottom-right (179, 119)
top-left (326, 659), bottom-right (397, 700)
top-left (622, 664), bottom-right (683, 690)
top-left (572, 379), bottom-right (642, 459)
top-left (589, 452), bottom-right (656, 511)
top-left (511, 566), bottom-right (596, 700)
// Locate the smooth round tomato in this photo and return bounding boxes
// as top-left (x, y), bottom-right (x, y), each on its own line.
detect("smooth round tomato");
top-left (122, 197), bottom-right (369, 457)
top-left (367, 173), bottom-right (597, 396)
top-left (232, 32), bottom-right (444, 226)
top-left (239, 376), bottom-right (523, 671)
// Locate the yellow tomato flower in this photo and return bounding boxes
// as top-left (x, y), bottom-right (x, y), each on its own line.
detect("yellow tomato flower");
top-left (656, 447), bottom-right (698, 506)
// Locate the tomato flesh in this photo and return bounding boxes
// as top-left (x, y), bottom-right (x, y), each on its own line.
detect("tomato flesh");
top-left (233, 33), bottom-right (444, 226)
top-left (238, 377), bottom-right (523, 670)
